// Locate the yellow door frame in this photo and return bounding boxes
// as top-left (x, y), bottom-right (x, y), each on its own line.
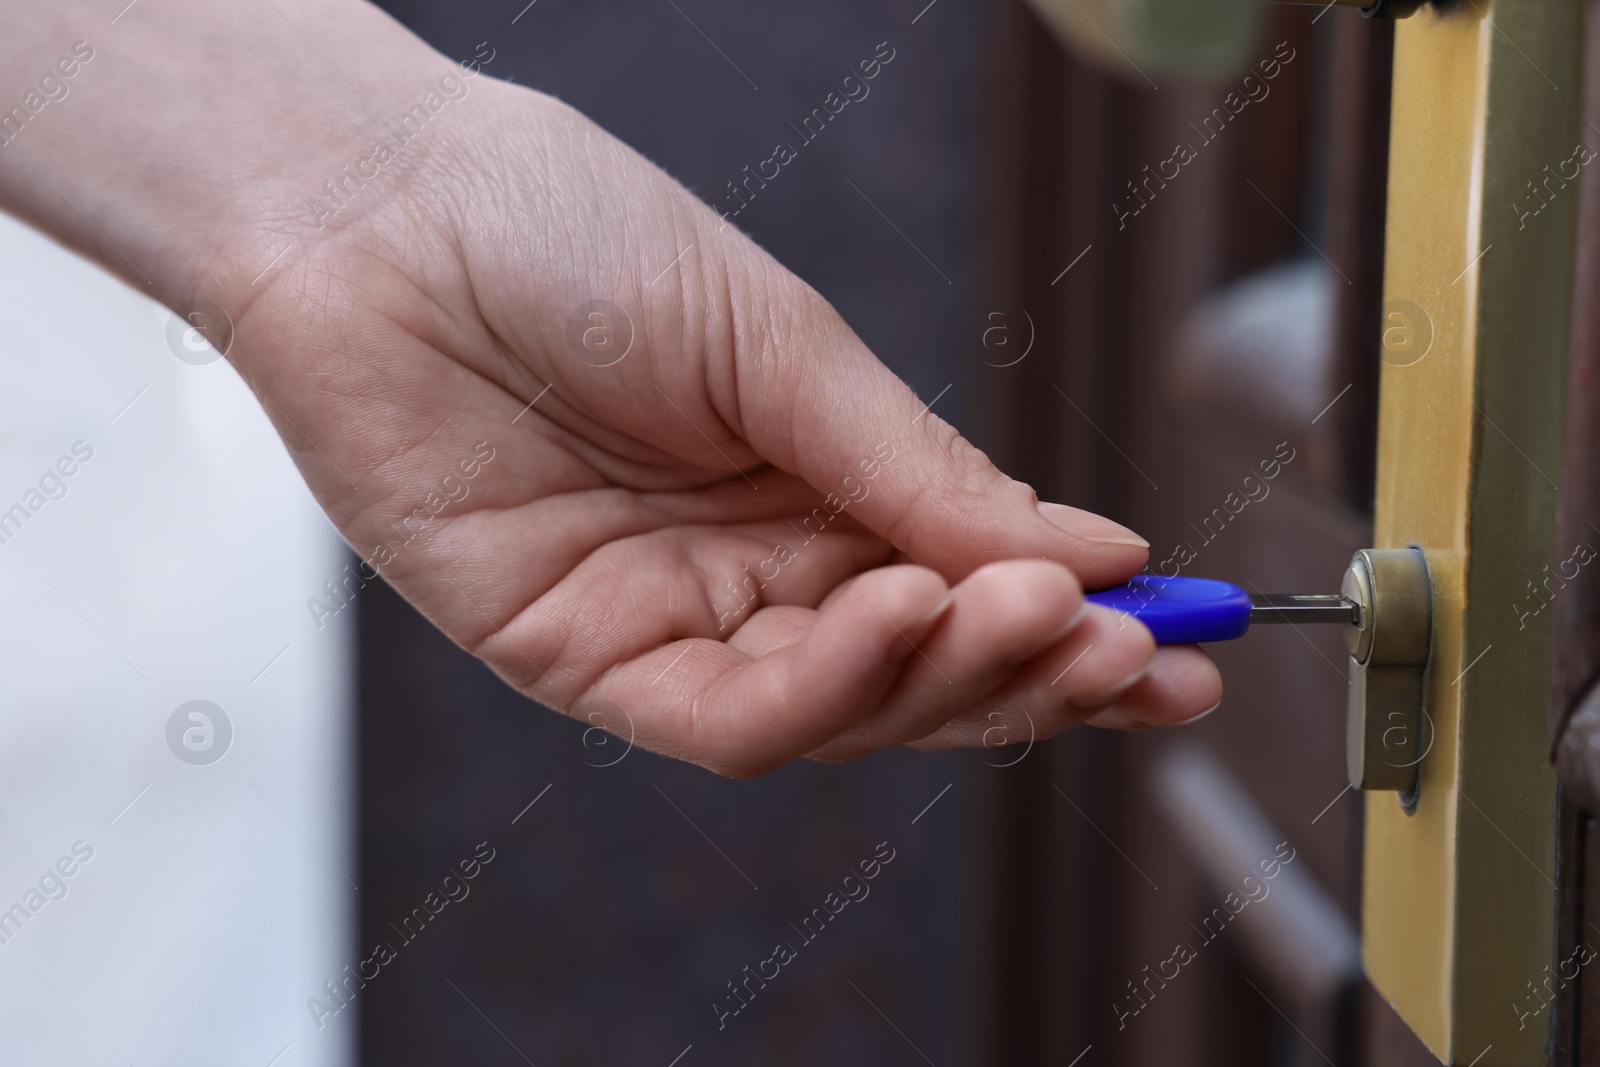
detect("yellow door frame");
top-left (1364, 2), bottom-right (1581, 1063)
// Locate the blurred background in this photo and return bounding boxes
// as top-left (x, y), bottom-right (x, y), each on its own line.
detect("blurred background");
top-left (0, 0), bottom-right (1451, 1064)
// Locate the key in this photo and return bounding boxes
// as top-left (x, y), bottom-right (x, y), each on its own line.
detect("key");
top-left (1084, 574), bottom-right (1358, 644)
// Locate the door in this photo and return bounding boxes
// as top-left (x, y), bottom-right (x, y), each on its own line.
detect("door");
top-left (977, 0), bottom-right (1585, 1064)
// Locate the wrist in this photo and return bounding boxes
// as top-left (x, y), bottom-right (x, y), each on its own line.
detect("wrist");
top-left (0, 0), bottom-right (491, 313)
top-left (202, 36), bottom-right (512, 343)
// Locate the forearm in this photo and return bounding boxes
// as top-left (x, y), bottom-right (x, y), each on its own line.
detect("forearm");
top-left (0, 0), bottom-right (474, 307)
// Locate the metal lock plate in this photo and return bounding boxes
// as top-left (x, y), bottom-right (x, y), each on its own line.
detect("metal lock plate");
top-left (1344, 548), bottom-right (1433, 793)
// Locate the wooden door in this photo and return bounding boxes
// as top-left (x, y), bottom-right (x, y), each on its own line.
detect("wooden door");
top-left (974, 1), bottom-right (1585, 1063)
top-left (1550, 4), bottom-right (1600, 1065)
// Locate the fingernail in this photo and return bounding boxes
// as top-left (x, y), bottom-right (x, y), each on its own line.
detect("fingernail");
top-left (914, 593), bottom-right (955, 630)
top-left (1180, 700), bottom-right (1223, 726)
top-left (1085, 705), bottom-right (1153, 732)
top-left (1037, 501), bottom-right (1148, 548)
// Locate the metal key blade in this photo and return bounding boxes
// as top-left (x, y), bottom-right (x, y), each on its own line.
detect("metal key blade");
top-left (1248, 593), bottom-right (1359, 625)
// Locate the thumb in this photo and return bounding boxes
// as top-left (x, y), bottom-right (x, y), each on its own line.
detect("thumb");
top-left (732, 268), bottom-right (1151, 589)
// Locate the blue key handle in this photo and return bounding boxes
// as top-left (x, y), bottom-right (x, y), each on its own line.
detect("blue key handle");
top-left (1084, 575), bottom-right (1252, 644)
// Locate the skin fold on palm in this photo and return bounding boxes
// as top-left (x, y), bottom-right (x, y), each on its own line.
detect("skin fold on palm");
top-left (0, 2), bottom-right (1222, 776)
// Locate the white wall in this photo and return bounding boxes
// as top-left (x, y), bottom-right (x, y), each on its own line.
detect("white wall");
top-left (0, 213), bottom-right (355, 1067)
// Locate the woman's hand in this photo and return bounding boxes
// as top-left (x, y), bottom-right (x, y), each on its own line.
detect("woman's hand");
top-left (0, 1), bottom-right (1221, 775)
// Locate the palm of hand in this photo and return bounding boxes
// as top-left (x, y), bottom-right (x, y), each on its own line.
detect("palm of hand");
top-left (225, 84), bottom-right (1219, 776)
